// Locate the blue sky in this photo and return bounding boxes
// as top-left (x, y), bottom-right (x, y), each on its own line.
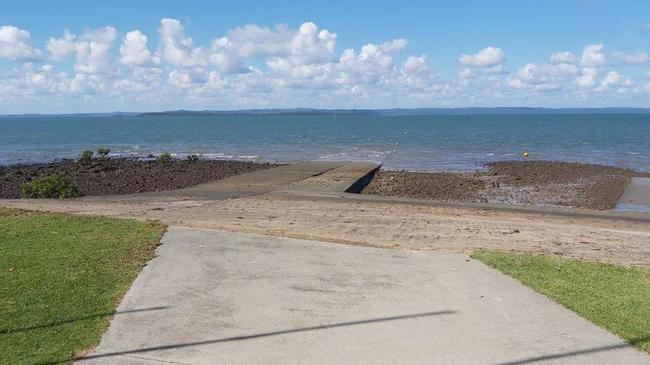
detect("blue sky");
top-left (1, 0), bottom-right (650, 113)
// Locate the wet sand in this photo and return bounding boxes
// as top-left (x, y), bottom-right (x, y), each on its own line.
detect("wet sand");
top-left (362, 161), bottom-right (649, 210)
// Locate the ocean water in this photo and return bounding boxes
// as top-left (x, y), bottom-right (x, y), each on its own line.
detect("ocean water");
top-left (1, 113), bottom-right (649, 172)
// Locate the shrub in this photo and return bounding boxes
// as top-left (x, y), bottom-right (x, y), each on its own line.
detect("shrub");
top-left (80, 150), bottom-right (94, 163)
top-left (21, 173), bottom-right (81, 199)
top-left (96, 147), bottom-right (110, 157)
top-left (186, 154), bottom-right (200, 163)
top-left (157, 153), bottom-right (172, 164)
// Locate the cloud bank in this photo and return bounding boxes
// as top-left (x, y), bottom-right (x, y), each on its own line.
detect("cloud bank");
top-left (1, 19), bottom-right (649, 112)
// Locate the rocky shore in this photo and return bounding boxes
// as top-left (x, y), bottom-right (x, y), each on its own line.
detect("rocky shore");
top-left (0, 158), bottom-right (277, 198)
top-left (362, 161), bottom-right (649, 210)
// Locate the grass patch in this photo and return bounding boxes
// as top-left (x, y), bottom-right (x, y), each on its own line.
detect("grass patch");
top-left (472, 250), bottom-right (650, 353)
top-left (0, 208), bottom-right (166, 365)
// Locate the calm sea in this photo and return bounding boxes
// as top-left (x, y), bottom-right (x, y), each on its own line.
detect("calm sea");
top-left (1, 113), bottom-right (649, 172)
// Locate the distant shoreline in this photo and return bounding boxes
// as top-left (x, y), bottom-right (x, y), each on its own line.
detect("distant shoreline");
top-left (4, 106), bottom-right (650, 118)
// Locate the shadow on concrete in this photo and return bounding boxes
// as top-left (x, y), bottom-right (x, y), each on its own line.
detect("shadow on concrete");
top-left (487, 336), bottom-right (650, 365)
top-left (0, 306), bottom-right (169, 335)
top-left (39, 310), bottom-right (456, 364)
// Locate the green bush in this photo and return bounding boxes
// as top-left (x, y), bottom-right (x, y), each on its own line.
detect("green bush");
top-left (96, 147), bottom-right (110, 157)
top-left (80, 150), bottom-right (94, 163)
top-left (186, 154), bottom-right (200, 163)
top-left (21, 173), bottom-right (81, 199)
top-left (157, 153), bottom-right (172, 164)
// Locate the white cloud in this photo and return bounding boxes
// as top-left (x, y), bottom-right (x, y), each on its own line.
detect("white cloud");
top-left (600, 71), bottom-right (621, 87)
top-left (168, 68), bottom-right (206, 88)
top-left (578, 67), bottom-right (598, 88)
top-left (46, 31), bottom-right (77, 59)
top-left (550, 51), bottom-right (578, 65)
top-left (120, 30), bottom-right (159, 67)
top-left (158, 18), bottom-right (205, 68)
top-left (209, 21), bottom-right (338, 74)
top-left (595, 71), bottom-right (631, 92)
top-left (288, 22), bottom-right (337, 64)
top-left (3, 21), bottom-right (650, 111)
top-left (459, 46), bottom-right (506, 68)
top-left (508, 62), bottom-right (579, 91)
top-left (581, 44), bottom-right (605, 67)
top-left (458, 68), bottom-right (473, 79)
top-left (611, 50), bottom-right (648, 65)
top-left (379, 38), bottom-right (408, 53)
top-left (402, 55), bottom-right (427, 75)
top-left (47, 26), bottom-right (118, 74)
top-left (0, 25), bottom-right (42, 61)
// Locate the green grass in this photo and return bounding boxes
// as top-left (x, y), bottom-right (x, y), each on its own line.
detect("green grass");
top-left (472, 250), bottom-right (650, 353)
top-left (0, 208), bottom-right (166, 365)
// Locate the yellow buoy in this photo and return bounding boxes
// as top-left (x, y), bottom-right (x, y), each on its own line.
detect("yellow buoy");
top-left (522, 151), bottom-right (529, 158)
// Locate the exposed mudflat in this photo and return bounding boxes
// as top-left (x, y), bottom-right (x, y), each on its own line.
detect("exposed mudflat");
top-left (362, 161), bottom-right (649, 210)
top-left (0, 158), bottom-right (277, 198)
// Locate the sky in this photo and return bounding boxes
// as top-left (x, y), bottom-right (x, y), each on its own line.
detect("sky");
top-left (1, 0), bottom-right (650, 113)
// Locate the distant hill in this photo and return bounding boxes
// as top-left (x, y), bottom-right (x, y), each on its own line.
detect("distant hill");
top-left (2, 107), bottom-right (650, 118)
top-left (139, 108), bottom-right (375, 116)
top-left (140, 107), bottom-right (650, 117)
top-left (374, 107), bottom-right (650, 115)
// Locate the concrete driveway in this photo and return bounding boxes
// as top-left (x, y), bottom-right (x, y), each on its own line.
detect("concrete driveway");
top-left (77, 227), bottom-right (650, 365)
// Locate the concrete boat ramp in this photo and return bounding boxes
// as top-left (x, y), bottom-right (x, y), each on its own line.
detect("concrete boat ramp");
top-left (64, 162), bottom-right (650, 364)
top-left (1, 161), bottom-right (649, 364)
top-left (76, 227), bottom-right (650, 365)
top-left (94, 160), bottom-right (381, 202)
top-left (616, 177), bottom-right (650, 213)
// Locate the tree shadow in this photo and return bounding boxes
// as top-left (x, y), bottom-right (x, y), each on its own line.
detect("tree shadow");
top-left (0, 306), bottom-right (170, 335)
top-left (487, 336), bottom-right (650, 365)
top-left (37, 309), bottom-right (456, 364)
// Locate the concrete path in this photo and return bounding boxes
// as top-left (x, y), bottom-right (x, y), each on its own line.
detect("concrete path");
top-left (87, 161), bottom-right (348, 202)
top-left (288, 161), bottom-right (379, 194)
top-left (617, 177), bottom-right (650, 213)
top-left (75, 161), bottom-right (380, 203)
top-left (77, 227), bottom-right (650, 365)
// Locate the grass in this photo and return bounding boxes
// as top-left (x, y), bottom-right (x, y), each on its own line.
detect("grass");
top-left (472, 250), bottom-right (650, 354)
top-left (0, 208), bottom-right (166, 365)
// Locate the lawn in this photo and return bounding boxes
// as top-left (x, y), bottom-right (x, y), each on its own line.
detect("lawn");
top-left (472, 250), bottom-right (650, 354)
top-left (0, 208), bottom-right (166, 365)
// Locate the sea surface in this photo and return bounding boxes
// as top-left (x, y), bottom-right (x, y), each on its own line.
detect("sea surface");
top-left (1, 113), bottom-right (649, 172)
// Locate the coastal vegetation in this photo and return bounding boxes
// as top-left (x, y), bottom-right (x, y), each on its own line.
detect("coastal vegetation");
top-left (472, 250), bottom-right (650, 353)
top-left (96, 147), bottom-right (110, 157)
top-left (0, 208), bottom-right (166, 364)
top-left (156, 152), bottom-right (172, 164)
top-left (20, 173), bottom-right (80, 199)
top-left (80, 150), bottom-right (94, 163)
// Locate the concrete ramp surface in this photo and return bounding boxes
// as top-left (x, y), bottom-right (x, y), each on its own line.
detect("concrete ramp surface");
top-left (77, 227), bottom-right (650, 365)
top-left (616, 177), bottom-right (650, 213)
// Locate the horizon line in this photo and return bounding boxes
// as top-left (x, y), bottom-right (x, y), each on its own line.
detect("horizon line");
top-left (3, 106), bottom-right (650, 117)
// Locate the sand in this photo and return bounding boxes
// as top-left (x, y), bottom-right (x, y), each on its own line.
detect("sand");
top-left (2, 159), bottom-right (649, 266)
